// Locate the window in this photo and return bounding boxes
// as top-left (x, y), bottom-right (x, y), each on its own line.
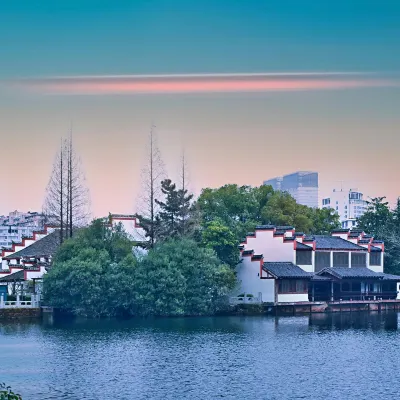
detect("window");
top-left (351, 252), bottom-right (366, 267)
top-left (333, 252), bottom-right (349, 267)
top-left (315, 252), bottom-right (330, 272)
top-left (296, 251), bottom-right (312, 265)
top-left (370, 252), bottom-right (381, 266)
top-left (278, 280), bottom-right (308, 294)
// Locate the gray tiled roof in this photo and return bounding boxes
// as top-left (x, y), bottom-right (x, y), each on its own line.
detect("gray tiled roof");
top-left (263, 262), bottom-right (312, 279)
top-left (4, 231), bottom-right (60, 260)
top-left (314, 235), bottom-right (367, 251)
top-left (370, 246), bottom-right (382, 252)
top-left (381, 274), bottom-right (400, 281)
top-left (242, 250), bottom-right (254, 256)
top-left (255, 225), bottom-right (275, 230)
top-left (318, 267), bottom-right (385, 279)
top-left (0, 270), bottom-right (25, 282)
top-left (296, 242), bottom-right (313, 250)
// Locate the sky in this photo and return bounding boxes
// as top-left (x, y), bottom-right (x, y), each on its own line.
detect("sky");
top-left (1, 0), bottom-right (400, 218)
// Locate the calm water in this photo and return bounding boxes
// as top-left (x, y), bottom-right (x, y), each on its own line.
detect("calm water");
top-left (1, 313), bottom-right (400, 400)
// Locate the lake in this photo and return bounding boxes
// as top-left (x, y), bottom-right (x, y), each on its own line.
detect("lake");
top-left (1, 312), bottom-right (399, 399)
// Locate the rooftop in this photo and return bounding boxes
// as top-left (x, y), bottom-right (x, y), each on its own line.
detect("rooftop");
top-left (3, 231), bottom-right (60, 260)
top-left (314, 236), bottom-right (367, 251)
top-left (317, 267), bottom-right (393, 280)
top-left (263, 262), bottom-right (312, 279)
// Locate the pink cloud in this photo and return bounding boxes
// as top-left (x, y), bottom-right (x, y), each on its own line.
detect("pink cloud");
top-left (10, 73), bottom-right (398, 95)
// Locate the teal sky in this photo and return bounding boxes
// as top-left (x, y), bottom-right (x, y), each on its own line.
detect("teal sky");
top-left (0, 1), bottom-right (399, 217)
top-left (2, 0), bottom-right (400, 77)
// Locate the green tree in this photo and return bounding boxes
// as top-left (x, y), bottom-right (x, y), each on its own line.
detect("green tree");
top-left (44, 219), bottom-right (136, 317)
top-left (0, 383), bottom-right (22, 400)
top-left (261, 191), bottom-right (315, 233)
top-left (197, 184), bottom-right (260, 238)
top-left (357, 197), bottom-right (400, 274)
top-left (131, 239), bottom-right (236, 316)
top-left (357, 197), bottom-right (392, 236)
top-left (201, 219), bottom-right (240, 268)
top-left (155, 178), bottom-right (195, 239)
top-left (310, 207), bottom-right (341, 235)
top-left (54, 218), bottom-right (133, 264)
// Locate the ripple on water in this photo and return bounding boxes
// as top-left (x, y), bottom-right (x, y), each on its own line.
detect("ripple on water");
top-left (1, 313), bottom-right (399, 400)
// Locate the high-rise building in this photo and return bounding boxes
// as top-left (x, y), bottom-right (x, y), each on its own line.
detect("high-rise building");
top-left (263, 171), bottom-right (319, 208)
top-left (0, 211), bottom-right (46, 249)
top-left (322, 188), bottom-right (368, 229)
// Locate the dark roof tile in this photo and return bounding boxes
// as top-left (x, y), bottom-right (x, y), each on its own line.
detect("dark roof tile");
top-left (0, 270), bottom-right (25, 282)
top-left (4, 231), bottom-right (60, 260)
top-left (262, 262), bottom-right (312, 279)
top-left (296, 242), bottom-right (313, 250)
top-left (318, 267), bottom-right (384, 279)
top-left (255, 225), bottom-right (275, 230)
top-left (314, 235), bottom-right (367, 251)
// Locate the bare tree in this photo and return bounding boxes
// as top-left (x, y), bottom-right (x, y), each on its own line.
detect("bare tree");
top-left (135, 124), bottom-right (166, 248)
top-left (43, 131), bottom-right (91, 243)
top-left (178, 148), bottom-right (195, 236)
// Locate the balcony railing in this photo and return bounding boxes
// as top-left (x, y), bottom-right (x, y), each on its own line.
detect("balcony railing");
top-left (0, 294), bottom-right (40, 308)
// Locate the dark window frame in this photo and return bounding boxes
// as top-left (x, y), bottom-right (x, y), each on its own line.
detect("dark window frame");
top-left (351, 252), bottom-right (367, 267)
top-left (278, 279), bottom-right (308, 294)
top-left (315, 252), bottom-right (331, 272)
top-left (333, 252), bottom-right (349, 268)
top-left (369, 252), bottom-right (381, 266)
top-left (296, 250), bottom-right (312, 265)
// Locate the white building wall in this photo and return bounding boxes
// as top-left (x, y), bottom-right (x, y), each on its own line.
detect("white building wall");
top-left (235, 257), bottom-right (275, 302)
top-left (111, 217), bottom-right (146, 243)
top-left (26, 267), bottom-right (47, 280)
top-left (278, 293), bottom-right (309, 302)
top-left (322, 188), bottom-right (368, 228)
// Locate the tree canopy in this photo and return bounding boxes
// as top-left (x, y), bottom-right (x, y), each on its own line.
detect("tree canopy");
top-left (44, 220), bottom-right (235, 317)
top-left (357, 197), bottom-right (400, 274)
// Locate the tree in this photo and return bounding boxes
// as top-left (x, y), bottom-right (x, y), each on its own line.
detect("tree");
top-left (357, 197), bottom-right (400, 274)
top-left (197, 184), bottom-right (260, 238)
top-left (43, 222), bottom-right (236, 317)
top-left (357, 197), bottom-right (392, 237)
top-left (131, 239), bottom-right (236, 316)
top-left (0, 383), bottom-right (22, 400)
top-left (260, 191), bottom-right (316, 232)
top-left (201, 219), bottom-right (240, 268)
top-left (156, 178), bottom-right (195, 239)
top-left (43, 132), bottom-right (90, 244)
top-left (43, 219), bottom-right (136, 317)
top-left (135, 125), bottom-right (166, 248)
top-left (310, 207), bottom-right (341, 235)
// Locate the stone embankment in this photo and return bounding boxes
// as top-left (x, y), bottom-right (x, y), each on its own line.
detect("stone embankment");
top-left (0, 308), bottom-right (41, 320)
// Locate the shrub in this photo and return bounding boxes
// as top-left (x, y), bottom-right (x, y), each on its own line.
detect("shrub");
top-left (0, 383), bottom-right (22, 400)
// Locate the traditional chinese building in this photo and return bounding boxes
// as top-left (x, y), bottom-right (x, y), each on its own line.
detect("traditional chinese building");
top-left (236, 226), bottom-right (400, 304)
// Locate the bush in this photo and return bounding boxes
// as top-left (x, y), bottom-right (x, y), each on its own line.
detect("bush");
top-left (0, 383), bottom-right (22, 400)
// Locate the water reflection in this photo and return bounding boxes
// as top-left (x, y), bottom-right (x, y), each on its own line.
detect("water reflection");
top-left (308, 311), bottom-right (399, 331)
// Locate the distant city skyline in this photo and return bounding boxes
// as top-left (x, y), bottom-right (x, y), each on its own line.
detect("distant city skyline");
top-left (1, 0), bottom-right (399, 216)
